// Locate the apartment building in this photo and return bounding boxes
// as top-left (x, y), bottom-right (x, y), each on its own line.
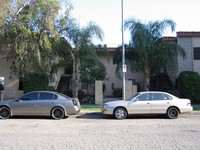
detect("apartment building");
top-left (1, 32), bottom-right (200, 99)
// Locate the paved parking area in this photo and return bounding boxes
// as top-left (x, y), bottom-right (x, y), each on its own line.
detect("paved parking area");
top-left (0, 112), bottom-right (200, 150)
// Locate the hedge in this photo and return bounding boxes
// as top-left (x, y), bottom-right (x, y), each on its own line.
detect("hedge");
top-left (23, 73), bottom-right (49, 93)
top-left (179, 71), bottom-right (200, 104)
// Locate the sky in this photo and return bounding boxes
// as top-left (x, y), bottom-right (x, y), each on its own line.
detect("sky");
top-left (71, 0), bottom-right (200, 47)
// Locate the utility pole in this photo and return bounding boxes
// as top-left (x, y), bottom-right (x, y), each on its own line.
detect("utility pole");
top-left (121, 0), bottom-right (126, 100)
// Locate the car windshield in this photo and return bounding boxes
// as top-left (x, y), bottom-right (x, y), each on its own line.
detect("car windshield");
top-left (126, 93), bottom-right (140, 101)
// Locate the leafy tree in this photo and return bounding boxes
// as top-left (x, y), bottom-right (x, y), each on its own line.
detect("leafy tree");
top-left (0, 0), bottom-right (10, 27)
top-left (80, 58), bottom-right (106, 84)
top-left (0, 0), bottom-right (73, 79)
top-left (114, 19), bottom-right (186, 91)
top-left (79, 58), bottom-right (106, 96)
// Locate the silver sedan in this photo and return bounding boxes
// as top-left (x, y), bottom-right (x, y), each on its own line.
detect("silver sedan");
top-left (102, 91), bottom-right (193, 119)
top-left (0, 91), bottom-right (81, 119)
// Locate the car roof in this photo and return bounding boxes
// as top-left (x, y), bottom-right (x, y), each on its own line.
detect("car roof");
top-left (138, 91), bottom-right (170, 94)
top-left (25, 91), bottom-right (59, 95)
top-left (138, 91), bottom-right (176, 97)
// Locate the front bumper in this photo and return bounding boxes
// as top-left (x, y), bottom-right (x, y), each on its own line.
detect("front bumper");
top-left (101, 105), bottom-right (114, 115)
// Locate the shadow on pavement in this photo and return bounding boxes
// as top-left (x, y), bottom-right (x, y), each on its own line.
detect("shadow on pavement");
top-left (76, 112), bottom-right (114, 120)
top-left (9, 116), bottom-right (69, 120)
top-left (76, 112), bottom-right (167, 120)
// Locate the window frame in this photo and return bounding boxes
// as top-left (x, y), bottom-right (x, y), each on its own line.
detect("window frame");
top-left (194, 47), bottom-right (200, 60)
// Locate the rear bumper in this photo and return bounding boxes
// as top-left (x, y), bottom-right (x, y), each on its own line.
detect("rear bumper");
top-left (180, 106), bottom-right (193, 113)
top-left (68, 106), bottom-right (81, 115)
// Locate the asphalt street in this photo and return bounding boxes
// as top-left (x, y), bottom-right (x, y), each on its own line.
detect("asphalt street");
top-left (0, 112), bottom-right (200, 150)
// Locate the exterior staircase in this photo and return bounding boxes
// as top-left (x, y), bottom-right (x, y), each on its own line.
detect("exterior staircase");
top-left (56, 75), bottom-right (72, 93)
top-left (150, 73), bottom-right (175, 92)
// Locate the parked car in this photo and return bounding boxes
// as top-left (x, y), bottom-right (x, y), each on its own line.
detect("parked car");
top-left (102, 91), bottom-right (193, 119)
top-left (0, 91), bottom-right (81, 119)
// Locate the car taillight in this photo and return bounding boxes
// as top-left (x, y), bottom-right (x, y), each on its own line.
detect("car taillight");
top-left (187, 102), bottom-right (191, 106)
top-left (72, 99), bottom-right (78, 106)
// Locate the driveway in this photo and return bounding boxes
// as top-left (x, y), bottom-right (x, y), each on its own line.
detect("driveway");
top-left (0, 112), bottom-right (200, 150)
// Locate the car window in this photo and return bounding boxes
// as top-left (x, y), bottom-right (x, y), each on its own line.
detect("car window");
top-left (137, 93), bottom-right (151, 101)
top-left (163, 94), bottom-right (172, 100)
top-left (53, 94), bottom-right (58, 99)
top-left (126, 93), bottom-right (140, 101)
top-left (151, 93), bottom-right (168, 101)
top-left (20, 93), bottom-right (38, 101)
top-left (39, 93), bottom-right (55, 100)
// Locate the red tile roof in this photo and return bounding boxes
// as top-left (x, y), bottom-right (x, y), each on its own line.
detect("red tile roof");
top-left (161, 37), bottom-right (177, 42)
top-left (96, 47), bottom-right (116, 52)
top-left (107, 47), bottom-right (116, 52)
top-left (177, 32), bottom-right (200, 37)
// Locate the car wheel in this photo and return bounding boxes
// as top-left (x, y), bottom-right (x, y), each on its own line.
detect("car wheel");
top-left (166, 107), bottom-right (179, 119)
top-left (51, 107), bottom-right (65, 120)
top-left (114, 107), bottom-right (127, 119)
top-left (0, 107), bottom-right (11, 119)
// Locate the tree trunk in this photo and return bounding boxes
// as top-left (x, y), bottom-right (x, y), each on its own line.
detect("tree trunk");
top-left (72, 59), bottom-right (79, 98)
top-left (144, 67), bottom-right (150, 91)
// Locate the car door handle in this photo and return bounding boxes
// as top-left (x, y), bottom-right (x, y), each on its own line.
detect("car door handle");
top-left (146, 103), bottom-right (150, 104)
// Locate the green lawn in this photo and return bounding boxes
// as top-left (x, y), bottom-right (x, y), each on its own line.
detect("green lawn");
top-left (81, 107), bottom-right (101, 112)
top-left (81, 104), bottom-right (101, 112)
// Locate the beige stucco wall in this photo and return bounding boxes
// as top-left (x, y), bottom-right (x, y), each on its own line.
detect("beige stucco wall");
top-left (0, 57), bottom-right (23, 100)
top-left (193, 60), bottom-right (200, 73)
top-left (192, 38), bottom-right (200, 73)
top-left (177, 37), bottom-right (200, 75)
top-left (98, 53), bottom-right (143, 97)
top-left (177, 37), bottom-right (193, 74)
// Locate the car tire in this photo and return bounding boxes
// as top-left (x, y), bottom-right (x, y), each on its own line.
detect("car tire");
top-left (0, 106), bottom-right (11, 119)
top-left (114, 107), bottom-right (127, 119)
top-left (166, 107), bottom-right (179, 119)
top-left (51, 107), bottom-right (65, 120)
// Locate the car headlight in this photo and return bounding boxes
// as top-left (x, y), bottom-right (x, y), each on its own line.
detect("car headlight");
top-left (103, 104), bottom-right (109, 109)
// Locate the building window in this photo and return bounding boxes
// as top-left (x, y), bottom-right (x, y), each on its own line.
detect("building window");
top-left (194, 47), bottom-right (200, 60)
top-left (111, 83), bottom-right (114, 89)
top-left (19, 77), bottom-right (24, 91)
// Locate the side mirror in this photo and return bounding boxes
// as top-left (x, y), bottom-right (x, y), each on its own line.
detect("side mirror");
top-left (134, 98), bottom-right (139, 102)
top-left (16, 99), bottom-right (21, 102)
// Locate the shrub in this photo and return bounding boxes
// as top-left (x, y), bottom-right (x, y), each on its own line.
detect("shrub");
top-left (78, 90), bottom-right (86, 100)
top-left (179, 71), bottom-right (200, 104)
top-left (23, 73), bottom-right (49, 93)
top-left (113, 88), bottom-right (122, 98)
top-left (64, 90), bottom-right (73, 97)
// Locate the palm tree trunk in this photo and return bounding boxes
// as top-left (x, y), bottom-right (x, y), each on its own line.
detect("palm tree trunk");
top-left (72, 59), bottom-right (79, 98)
top-left (144, 67), bottom-right (150, 91)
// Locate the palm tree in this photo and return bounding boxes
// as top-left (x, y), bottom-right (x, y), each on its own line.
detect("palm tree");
top-left (67, 21), bottom-right (104, 98)
top-left (115, 19), bottom-right (186, 91)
